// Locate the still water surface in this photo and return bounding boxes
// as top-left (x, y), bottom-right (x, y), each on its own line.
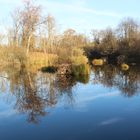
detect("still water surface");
top-left (0, 65), bottom-right (140, 140)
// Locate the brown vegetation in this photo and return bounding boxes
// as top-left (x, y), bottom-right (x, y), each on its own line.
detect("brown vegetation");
top-left (85, 18), bottom-right (140, 65)
top-left (92, 59), bottom-right (104, 66)
top-left (0, 0), bottom-right (140, 74)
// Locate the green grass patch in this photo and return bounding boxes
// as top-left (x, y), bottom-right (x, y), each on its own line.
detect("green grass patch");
top-left (71, 64), bottom-right (90, 76)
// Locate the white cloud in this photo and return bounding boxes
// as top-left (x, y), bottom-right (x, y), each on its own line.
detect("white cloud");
top-left (0, 0), bottom-right (122, 33)
top-left (78, 91), bottom-right (120, 103)
top-left (42, 0), bottom-right (121, 18)
top-left (99, 117), bottom-right (124, 126)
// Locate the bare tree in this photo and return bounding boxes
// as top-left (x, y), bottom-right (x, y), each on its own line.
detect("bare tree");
top-left (44, 14), bottom-right (56, 53)
top-left (117, 18), bottom-right (139, 44)
top-left (21, 0), bottom-right (41, 54)
top-left (91, 29), bottom-right (102, 45)
top-left (11, 0), bottom-right (41, 54)
top-left (100, 28), bottom-right (117, 54)
top-left (11, 8), bottom-right (21, 47)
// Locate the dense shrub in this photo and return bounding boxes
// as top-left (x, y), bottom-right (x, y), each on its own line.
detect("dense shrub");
top-left (71, 64), bottom-right (90, 76)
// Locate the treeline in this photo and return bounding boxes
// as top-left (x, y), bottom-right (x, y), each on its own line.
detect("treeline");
top-left (0, 0), bottom-right (89, 70)
top-left (0, 0), bottom-right (140, 68)
top-left (85, 18), bottom-right (140, 64)
top-left (3, 0), bottom-right (88, 66)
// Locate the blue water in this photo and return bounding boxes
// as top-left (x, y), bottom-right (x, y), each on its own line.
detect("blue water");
top-left (0, 69), bottom-right (140, 140)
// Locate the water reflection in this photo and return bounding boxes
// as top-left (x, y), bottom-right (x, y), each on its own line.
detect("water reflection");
top-left (0, 66), bottom-right (90, 123)
top-left (93, 65), bottom-right (140, 97)
top-left (0, 65), bottom-right (140, 123)
top-left (3, 67), bottom-right (47, 123)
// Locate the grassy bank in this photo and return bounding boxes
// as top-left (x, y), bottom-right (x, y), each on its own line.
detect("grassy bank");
top-left (0, 46), bottom-right (89, 74)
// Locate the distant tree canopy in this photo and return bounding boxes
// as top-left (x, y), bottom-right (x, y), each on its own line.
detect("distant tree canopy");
top-left (0, 0), bottom-right (140, 65)
top-left (88, 18), bottom-right (140, 63)
top-left (6, 0), bottom-right (87, 57)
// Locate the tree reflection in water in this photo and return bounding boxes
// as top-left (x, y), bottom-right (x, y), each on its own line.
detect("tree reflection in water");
top-left (0, 65), bottom-right (140, 123)
top-left (0, 66), bottom-right (89, 123)
top-left (93, 65), bottom-right (140, 97)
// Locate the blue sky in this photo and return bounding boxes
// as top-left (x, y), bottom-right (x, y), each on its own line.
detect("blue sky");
top-left (0, 0), bottom-right (140, 34)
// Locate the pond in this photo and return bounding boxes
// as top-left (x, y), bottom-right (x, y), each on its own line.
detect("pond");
top-left (0, 65), bottom-right (140, 140)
